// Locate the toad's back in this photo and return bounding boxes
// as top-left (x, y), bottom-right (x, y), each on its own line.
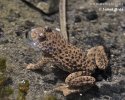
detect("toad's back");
top-left (40, 29), bottom-right (87, 72)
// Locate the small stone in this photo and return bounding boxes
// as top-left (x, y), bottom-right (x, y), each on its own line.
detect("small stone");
top-left (7, 10), bottom-right (20, 22)
top-left (70, 31), bottom-right (76, 37)
top-left (24, 20), bottom-right (35, 29)
top-left (100, 23), bottom-right (112, 32)
top-left (118, 67), bottom-right (125, 75)
top-left (0, 22), bottom-right (4, 28)
top-left (0, 28), bottom-right (4, 37)
top-left (96, 0), bottom-right (107, 3)
top-left (70, 36), bottom-right (78, 45)
top-left (37, 0), bottom-right (59, 14)
top-left (15, 31), bottom-right (22, 37)
top-left (86, 11), bottom-right (98, 21)
top-left (43, 16), bottom-right (54, 22)
top-left (74, 15), bottom-right (81, 23)
top-left (24, 0), bottom-right (59, 14)
top-left (101, 95), bottom-right (111, 100)
top-left (121, 21), bottom-right (125, 29)
top-left (15, 20), bottom-right (35, 37)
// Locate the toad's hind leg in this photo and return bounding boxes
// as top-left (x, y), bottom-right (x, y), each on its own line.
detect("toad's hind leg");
top-left (87, 46), bottom-right (109, 70)
top-left (26, 57), bottom-right (54, 70)
top-left (65, 71), bottom-right (95, 87)
top-left (95, 46), bottom-right (109, 70)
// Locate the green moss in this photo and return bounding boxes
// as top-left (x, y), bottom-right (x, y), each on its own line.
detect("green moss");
top-left (0, 73), bottom-right (6, 86)
top-left (18, 80), bottom-right (29, 93)
top-left (17, 91), bottom-right (26, 100)
top-left (17, 80), bottom-right (30, 100)
top-left (0, 58), bottom-right (13, 99)
top-left (0, 84), bottom-right (13, 98)
top-left (3, 86), bottom-right (13, 96)
top-left (0, 58), bottom-right (6, 73)
top-left (44, 95), bottom-right (57, 100)
top-left (0, 72), bottom-right (13, 99)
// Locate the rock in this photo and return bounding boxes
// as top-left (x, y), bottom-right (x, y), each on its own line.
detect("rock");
top-left (43, 16), bottom-right (55, 22)
top-left (96, 0), bottom-right (107, 3)
top-left (99, 23), bottom-right (113, 32)
top-left (86, 11), bottom-right (98, 21)
top-left (15, 20), bottom-right (35, 37)
top-left (7, 10), bottom-right (20, 22)
top-left (0, 28), bottom-right (9, 44)
top-left (23, 0), bottom-right (59, 14)
top-left (74, 15), bottom-right (81, 23)
top-left (0, 28), bottom-right (4, 37)
top-left (0, 22), bottom-right (4, 28)
top-left (24, 20), bottom-right (35, 29)
top-left (121, 21), bottom-right (125, 29)
top-left (37, 0), bottom-right (59, 14)
top-left (83, 35), bottom-right (104, 46)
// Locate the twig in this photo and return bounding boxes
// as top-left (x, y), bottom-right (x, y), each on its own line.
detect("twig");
top-left (59, 0), bottom-right (68, 42)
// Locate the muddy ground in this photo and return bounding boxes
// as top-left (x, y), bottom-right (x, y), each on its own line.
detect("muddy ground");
top-left (0, 0), bottom-right (125, 100)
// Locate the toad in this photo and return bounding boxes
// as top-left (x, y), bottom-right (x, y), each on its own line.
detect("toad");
top-left (26, 27), bottom-right (109, 95)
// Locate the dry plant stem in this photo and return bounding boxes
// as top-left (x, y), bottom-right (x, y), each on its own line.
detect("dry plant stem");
top-left (59, 0), bottom-right (68, 42)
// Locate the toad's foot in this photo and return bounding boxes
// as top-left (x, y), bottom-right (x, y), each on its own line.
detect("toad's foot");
top-left (55, 83), bottom-right (93, 96)
top-left (54, 83), bottom-right (80, 96)
top-left (26, 57), bottom-right (54, 70)
top-left (26, 63), bottom-right (36, 70)
top-left (65, 71), bottom-right (95, 87)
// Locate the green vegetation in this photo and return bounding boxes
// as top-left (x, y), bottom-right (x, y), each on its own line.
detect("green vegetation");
top-left (44, 95), bottom-right (57, 100)
top-left (0, 58), bottom-right (6, 73)
top-left (0, 86), bottom-right (13, 97)
top-left (17, 80), bottom-right (30, 100)
top-left (0, 57), bottom-right (13, 99)
top-left (0, 74), bottom-right (13, 99)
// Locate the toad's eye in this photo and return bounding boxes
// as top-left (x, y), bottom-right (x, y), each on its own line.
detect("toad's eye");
top-left (38, 33), bottom-right (46, 42)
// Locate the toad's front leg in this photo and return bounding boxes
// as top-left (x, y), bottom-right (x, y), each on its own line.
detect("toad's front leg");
top-left (26, 57), bottom-right (54, 70)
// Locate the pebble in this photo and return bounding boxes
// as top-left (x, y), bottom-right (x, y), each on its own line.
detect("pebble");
top-left (99, 23), bottom-right (112, 32)
top-left (7, 10), bottom-right (20, 22)
top-left (23, 0), bottom-right (59, 14)
top-left (96, 0), bottom-right (107, 3)
top-left (43, 16), bottom-right (54, 22)
top-left (15, 20), bottom-right (35, 37)
top-left (121, 21), bottom-right (125, 29)
top-left (74, 15), bottom-right (81, 23)
top-left (0, 28), bottom-right (4, 37)
top-left (86, 11), bottom-right (98, 21)
top-left (0, 22), bottom-right (4, 28)
top-left (0, 28), bottom-right (9, 44)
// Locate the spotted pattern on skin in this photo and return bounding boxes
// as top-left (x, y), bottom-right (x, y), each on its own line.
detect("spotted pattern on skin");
top-left (27, 27), bottom-right (109, 88)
